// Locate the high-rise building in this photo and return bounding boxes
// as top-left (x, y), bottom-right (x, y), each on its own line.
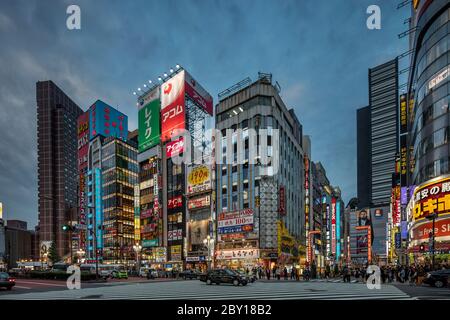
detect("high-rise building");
top-left (356, 106), bottom-right (372, 208)
top-left (37, 80), bottom-right (83, 258)
top-left (5, 220), bottom-right (32, 268)
top-left (215, 73), bottom-right (306, 269)
top-left (136, 68), bottom-right (214, 271)
top-left (404, 0), bottom-right (450, 259)
top-left (368, 58), bottom-right (399, 207)
top-left (79, 100), bottom-right (133, 264)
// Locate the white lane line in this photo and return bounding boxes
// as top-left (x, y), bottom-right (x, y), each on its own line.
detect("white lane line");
top-left (15, 281), bottom-right (67, 287)
top-left (13, 286), bottom-right (32, 289)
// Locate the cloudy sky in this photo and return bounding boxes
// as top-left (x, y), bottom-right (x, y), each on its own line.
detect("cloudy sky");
top-left (0, 0), bottom-right (409, 227)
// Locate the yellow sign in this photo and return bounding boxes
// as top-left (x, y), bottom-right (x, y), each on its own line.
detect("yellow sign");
top-left (413, 0), bottom-right (420, 10)
top-left (0, 202), bottom-right (2, 219)
top-left (188, 166), bottom-right (210, 186)
top-left (413, 176), bottom-right (450, 221)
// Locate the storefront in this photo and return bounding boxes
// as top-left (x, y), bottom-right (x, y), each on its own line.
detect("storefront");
top-left (407, 175), bottom-right (450, 266)
top-left (215, 248), bottom-right (261, 270)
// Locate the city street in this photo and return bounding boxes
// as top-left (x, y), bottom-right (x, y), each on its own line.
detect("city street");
top-left (0, 278), bottom-right (448, 300)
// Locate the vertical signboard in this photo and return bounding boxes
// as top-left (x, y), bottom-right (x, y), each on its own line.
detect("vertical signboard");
top-left (138, 87), bottom-right (160, 152)
top-left (161, 71), bottom-right (186, 142)
top-left (400, 94), bottom-right (407, 134)
top-left (279, 186), bottom-right (286, 216)
top-left (336, 201), bottom-right (341, 260)
top-left (77, 112), bottom-right (90, 171)
top-left (400, 135), bottom-right (407, 187)
top-left (331, 198), bottom-right (336, 255)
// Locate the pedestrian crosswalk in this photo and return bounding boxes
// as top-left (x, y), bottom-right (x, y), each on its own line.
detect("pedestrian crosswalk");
top-left (0, 280), bottom-right (414, 300)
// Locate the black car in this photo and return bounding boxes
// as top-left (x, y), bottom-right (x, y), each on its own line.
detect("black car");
top-left (423, 269), bottom-right (450, 288)
top-left (179, 269), bottom-right (201, 280)
top-left (0, 272), bottom-right (16, 291)
top-left (203, 269), bottom-right (248, 286)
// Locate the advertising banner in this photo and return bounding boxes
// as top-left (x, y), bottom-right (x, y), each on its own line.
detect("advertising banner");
top-left (395, 232), bottom-right (401, 249)
top-left (216, 249), bottom-right (259, 260)
top-left (168, 229), bottom-right (183, 241)
top-left (410, 217), bottom-right (450, 241)
top-left (142, 239), bottom-right (158, 247)
top-left (400, 135), bottom-right (407, 187)
top-left (279, 186), bottom-right (286, 215)
top-left (168, 195), bottom-right (183, 209)
top-left (161, 71), bottom-right (185, 142)
top-left (218, 216), bottom-right (254, 228)
top-left (166, 136), bottom-right (184, 158)
top-left (331, 198), bottom-right (336, 255)
top-left (89, 100), bottom-right (128, 141)
top-left (187, 195), bottom-right (211, 210)
top-left (189, 220), bottom-right (209, 245)
top-left (138, 87), bottom-right (160, 152)
top-left (218, 224), bottom-right (253, 234)
top-left (184, 71), bottom-right (213, 116)
top-left (412, 177), bottom-right (450, 221)
top-left (400, 94), bottom-right (407, 134)
top-left (170, 245), bottom-right (182, 261)
top-left (187, 165), bottom-right (211, 195)
top-left (77, 112), bottom-right (89, 171)
top-left (218, 209), bottom-right (254, 221)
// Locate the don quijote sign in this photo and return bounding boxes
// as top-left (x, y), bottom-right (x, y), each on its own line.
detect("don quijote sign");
top-left (412, 176), bottom-right (450, 221)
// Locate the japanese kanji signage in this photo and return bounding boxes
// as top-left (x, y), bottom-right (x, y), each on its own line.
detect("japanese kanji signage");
top-left (412, 176), bottom-right (450, 221)
top-left (216, 249), bottom-right (259, 260)
top-left (138, 86), bottom-right (160, 152)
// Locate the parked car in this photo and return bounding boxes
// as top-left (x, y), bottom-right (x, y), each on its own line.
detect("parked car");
top-left (111, 269), bottom-right (128, 279)
top-left (0, 272), bottom-right (16, 291)
top-left (179, 269), bottom-right (201, 280)
top-left (423, 269), bottom-right (450, 288)
top-left (202, 269), bottom-right (248, 286)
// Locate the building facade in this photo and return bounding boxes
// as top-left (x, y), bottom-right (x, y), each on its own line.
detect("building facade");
top-left (369, 59), bottom-right (399, 207)
top-left (356, 106), bottom-right (372, 208)
top-left (404, 0), bottom-right (450, 263)
top-left (215, 73), bottom-right (306, 270)
top-left (37, 80), bottom-right (83, 259)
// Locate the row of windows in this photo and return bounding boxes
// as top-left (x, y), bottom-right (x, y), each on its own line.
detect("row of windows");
top-left (217, 96), bottom-right (273, 122)
top-left (415, 126), bottom-right (449, 160)
top-left (416, 157), bottom-right (450, 183)
top-left (417, 34), bottom-right (449, 78)
top-left (413, 94), bottom-right (449, 138)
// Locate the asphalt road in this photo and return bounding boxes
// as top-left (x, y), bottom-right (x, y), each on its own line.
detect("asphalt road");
top-left (0, 277), bottom-right (448, 300)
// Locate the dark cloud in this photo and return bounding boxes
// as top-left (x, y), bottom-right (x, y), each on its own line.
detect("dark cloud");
top-left (0, 0), bottom-right (408, 225)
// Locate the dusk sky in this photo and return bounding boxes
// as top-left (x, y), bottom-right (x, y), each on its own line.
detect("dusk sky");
top-left (0, 0), bottom-right (409, 227)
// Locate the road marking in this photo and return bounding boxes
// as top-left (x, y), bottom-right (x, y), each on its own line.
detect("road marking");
top-left (16, 281), bottom-right (67, 287)
top-left (14, 286), bottom-right (32, 289)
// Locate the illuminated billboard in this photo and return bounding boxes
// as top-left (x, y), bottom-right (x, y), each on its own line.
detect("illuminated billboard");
top-left (411, 176), bottom-right (450, 222)
top-left (138, 87), bottom-right (160, 152)
top-left (187, 165), bottom-right (211, 195)
top-left (77, 112), bottom-right (89, 171)
top-left (89, 100), bottom-right (128, 141)
top-left (184, 71), bottom-right (213, 116)
top-left (331, 198), bottom-right (336, 255)
top-left (161, 71), bottom-right (185, 142)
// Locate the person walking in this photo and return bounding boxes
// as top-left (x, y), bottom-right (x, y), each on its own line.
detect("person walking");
top-left (276, 267), bottom-right (281, 280)
top-left (272, 266), bottom-right (276, 279)
top-left (266, 267), bottom-right (271, 280)
top-left (291, 267), bottom-right (296, 280)
top-left (283, 267), bottom-right (288, 280)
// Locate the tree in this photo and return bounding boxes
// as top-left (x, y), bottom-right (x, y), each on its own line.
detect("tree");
top-left (47, 241), bottom-right (60, 265)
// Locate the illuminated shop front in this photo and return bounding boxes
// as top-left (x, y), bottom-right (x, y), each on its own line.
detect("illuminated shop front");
top-left (407, 175), bottom-right (450, 264)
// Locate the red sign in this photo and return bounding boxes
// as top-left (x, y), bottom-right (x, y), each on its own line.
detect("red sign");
top-left (411, 217), bottom-right (450, 241)
top-left (218, 209), bottom-right (254, 221)
top-left (168, 195), bottom-right (183, 209)
top-left (77, 112), bottom-right (89, 171)
top-left (161, 71), bottom-right (185, 142)
top-left (188, 195), bottom-right (210, 210)
top-left (279, 186), bottom-right (286, 215)
top-left (185, 71), bottom-right (213, 116)
top-left (166, 136), bottom-right (184, 158)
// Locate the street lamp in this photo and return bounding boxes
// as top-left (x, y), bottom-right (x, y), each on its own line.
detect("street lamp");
top-left (426, 213), bottom-right (438, 270)
top-left (203, 235), bottom-right (214, 271)
top-left (133, 244), bottom-right (142, 274)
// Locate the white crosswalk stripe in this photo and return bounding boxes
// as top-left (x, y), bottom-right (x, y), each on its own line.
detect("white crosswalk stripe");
top-left (0, 280), bottom-right (413, 300)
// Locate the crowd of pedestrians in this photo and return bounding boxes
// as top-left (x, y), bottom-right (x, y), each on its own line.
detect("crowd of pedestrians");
top-left (243, 262), bottom-right (449, 285)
